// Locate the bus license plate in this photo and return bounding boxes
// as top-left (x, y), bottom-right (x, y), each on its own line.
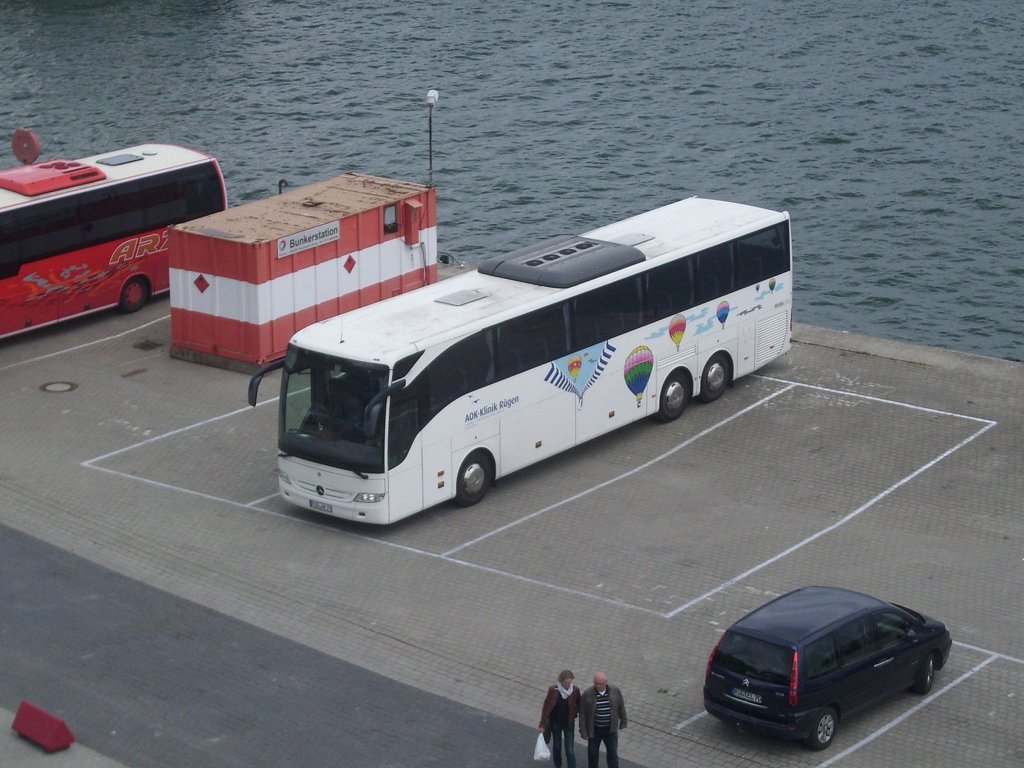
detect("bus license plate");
top-left (731, 688), bottom-right (762, 704)
top-left (309, 499), bottom-right (333, 514)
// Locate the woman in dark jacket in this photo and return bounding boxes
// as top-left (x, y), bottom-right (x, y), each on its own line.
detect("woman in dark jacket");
top-left (539, 669), bottom-right (581, 768)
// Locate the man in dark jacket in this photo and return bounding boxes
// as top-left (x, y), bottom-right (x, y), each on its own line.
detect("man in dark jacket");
top-left (578, 672), bottom-right (627, 768)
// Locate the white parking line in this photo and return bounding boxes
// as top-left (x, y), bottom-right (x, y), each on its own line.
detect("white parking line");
top-left (0, 315), bottom-right (169, 372)
top-left (759, 375), bottom-right (997, 424)
top-left (815, 653), bottom-right (999, 768)
top-left (673, 710), bottom-right (708, 730)
top-left (443, 385), bottom-right (798, 558)
top-left (953, 640), bottom-right (1024, 666)
top-left (664, 418), bottom-right (996, 618)
top-left (80, 376), bottom-right (1000, 627)
top-left (81, 398), bottom-right (276, 466)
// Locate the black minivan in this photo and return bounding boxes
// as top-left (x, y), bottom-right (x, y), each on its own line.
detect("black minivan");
top-left (703, 586), bottom-right (952, 750)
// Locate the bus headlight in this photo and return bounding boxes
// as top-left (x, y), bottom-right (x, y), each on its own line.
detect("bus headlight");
top-left (278, 470), bottom-right (291, 484)
top-left (353, 492), bottom-right (385, 503)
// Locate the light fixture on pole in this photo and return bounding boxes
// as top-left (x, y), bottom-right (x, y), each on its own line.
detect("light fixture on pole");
top-left (426, 89), bottom-right (439, 186)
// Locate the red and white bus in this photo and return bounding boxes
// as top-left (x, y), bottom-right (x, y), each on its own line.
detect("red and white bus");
top-left (0, 144), bottom-right (226, 339)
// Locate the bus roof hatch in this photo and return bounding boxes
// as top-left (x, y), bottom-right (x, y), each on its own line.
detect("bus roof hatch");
top-left (0, 160), bottom-right (107, 196)
top-left (477, 235), bottom-right (646, 288)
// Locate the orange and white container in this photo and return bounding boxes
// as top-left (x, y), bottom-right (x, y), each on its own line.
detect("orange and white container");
top-left (168, 173), bottom-right (437, 367)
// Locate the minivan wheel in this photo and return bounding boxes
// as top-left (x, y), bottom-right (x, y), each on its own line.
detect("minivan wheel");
top-left (805, 707), bottom-right (837, 751)
top-left (911, 653), bottom-right (935, 694)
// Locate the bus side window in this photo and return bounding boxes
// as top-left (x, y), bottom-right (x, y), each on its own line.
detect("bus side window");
top-left (140, 178), bottom-right (186, 230)
top-left (0, 210), bottom-right (19, 276)
top-left (736, 224), bottom-right (789, 287)
top-left (423, 363), bottom-right (465, 420)
top-left (183, 164), bottom-right (226, 217)
top-left (388, 392), bottom-right (419, 468)
top-left (694, 243), bottom-right (734, 304)
top-left (78, 185), bottom-right (144, 248)
top-left (460, 330), bottom-right (496, 390)
top-left (420, 330), bottom-right (496, 420)
top-left (644, 257), bottom-right (694, 321)
top-left (736, 251), bottom-right (764, 288)
top-left (496, 303), bottom-right (568, 377)
top-left (764, 222), bottom-right (791, 276)
top-left (573, 276), bottom-right (642, 343)
top-left (10, 198), bottom-right (79, 265)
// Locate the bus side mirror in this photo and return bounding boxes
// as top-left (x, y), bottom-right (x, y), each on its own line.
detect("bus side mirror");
top-left (363, 403), bottom-right (383, 438)
top-left (248, 358), bottom-right (285, 406)
top-left (361, 379), bottom-right (407, 436)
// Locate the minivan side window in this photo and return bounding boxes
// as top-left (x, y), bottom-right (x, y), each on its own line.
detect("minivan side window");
top-left (834, 616), bottom-right (879, 666)
top-left (875, 610), bottom-right (913, 650)
top-left (804, 635), bottom-right (840, 679)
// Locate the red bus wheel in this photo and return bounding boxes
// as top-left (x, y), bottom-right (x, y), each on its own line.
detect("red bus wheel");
top-left (118, 277), bottom-right (150, 313)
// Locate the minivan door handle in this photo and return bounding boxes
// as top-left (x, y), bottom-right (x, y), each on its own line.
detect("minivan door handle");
top-left (873, 657), bottom-right (894, 668)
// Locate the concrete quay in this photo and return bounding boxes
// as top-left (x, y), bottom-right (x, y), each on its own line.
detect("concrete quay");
top-left (0, 303), bottom-right (1020, 767)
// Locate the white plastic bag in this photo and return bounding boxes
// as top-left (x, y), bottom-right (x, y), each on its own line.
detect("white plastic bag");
top-left (534, 732), bottom-right (551, 761)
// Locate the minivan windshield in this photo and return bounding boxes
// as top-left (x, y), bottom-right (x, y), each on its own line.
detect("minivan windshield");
top-left (716, 632), bottom-right (792, 685)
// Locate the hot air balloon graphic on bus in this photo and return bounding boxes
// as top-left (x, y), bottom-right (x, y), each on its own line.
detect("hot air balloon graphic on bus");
top-left (568, 355), bottom-right (582, 380)
top-left (716, 301), bottom-right (730, 329)
top-left (623, 346), bottom-right (654, 407)
top-left (668, 315), bottom-right (686, 350)
top-left (545, 343), bottom-right (616, 407)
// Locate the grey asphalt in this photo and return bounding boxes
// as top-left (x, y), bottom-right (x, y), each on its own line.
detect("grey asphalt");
top-left (1, 300), bottom-right (1021, 768)
top-left (1, 523), bottom-right (627, 768)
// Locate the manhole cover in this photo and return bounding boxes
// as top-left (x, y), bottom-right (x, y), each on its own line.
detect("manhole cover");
top-left (133, 339), bottom-right (162, 351)
top-left (40, 381), bottom-right (77, 393)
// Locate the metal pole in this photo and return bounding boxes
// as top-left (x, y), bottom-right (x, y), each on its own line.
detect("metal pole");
top-left (425, 90), bottom-right (439, 187)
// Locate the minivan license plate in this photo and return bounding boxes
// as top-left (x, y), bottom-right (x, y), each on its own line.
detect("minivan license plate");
top-left (309, 499), bottom-right (333, 514)
top-left (731, 688), bottom-right (762, 704)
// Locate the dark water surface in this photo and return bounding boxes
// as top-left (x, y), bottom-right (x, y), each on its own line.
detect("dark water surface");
top-left (2, 0), bottom-right (1021, 360)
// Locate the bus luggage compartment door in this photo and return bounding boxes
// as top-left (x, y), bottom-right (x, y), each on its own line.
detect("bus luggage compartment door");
top-left (421, 436), bottom-right (453, 510)
top-left (499, 392), bottom-right (575, 475)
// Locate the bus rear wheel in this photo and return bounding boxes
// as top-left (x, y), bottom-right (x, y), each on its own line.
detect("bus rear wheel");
top-left (454, 450), bottom-right (493, 507)
top-left (654, 371), bottom-right (691, 422)
top-left (698, 352), bottom-right (731, 403)
top-left (118, 276), bottom-right (150, 313)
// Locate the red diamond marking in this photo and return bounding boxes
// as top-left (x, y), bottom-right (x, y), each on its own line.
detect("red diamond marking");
top-left (194, 274), bottom-right (210, 293)
top-left (344, 256), bottom-right (357, 274)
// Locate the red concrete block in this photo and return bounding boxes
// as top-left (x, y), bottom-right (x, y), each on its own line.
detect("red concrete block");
top-left (11, 700), bottom-right (75, 753)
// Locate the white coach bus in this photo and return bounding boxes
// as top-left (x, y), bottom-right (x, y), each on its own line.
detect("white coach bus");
top-left (248, 197), bottom-right (792, 524)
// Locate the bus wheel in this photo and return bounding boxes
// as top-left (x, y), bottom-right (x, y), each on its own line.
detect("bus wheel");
top-left (654, 371), bottom-right (691, 422)
top-left (698, 352), bottom-right (731, 403)
top-left (454, 450), bottom-right (493, 507)
top-left (118, 277), bottom-right (150, 313)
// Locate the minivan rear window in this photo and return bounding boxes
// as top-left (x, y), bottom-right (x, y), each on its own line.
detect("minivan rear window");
top-left (716, 632), bottom-right (791, 685)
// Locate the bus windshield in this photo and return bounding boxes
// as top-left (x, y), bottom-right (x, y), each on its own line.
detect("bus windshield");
top-left (279, 346), bottom-right (390, 474)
